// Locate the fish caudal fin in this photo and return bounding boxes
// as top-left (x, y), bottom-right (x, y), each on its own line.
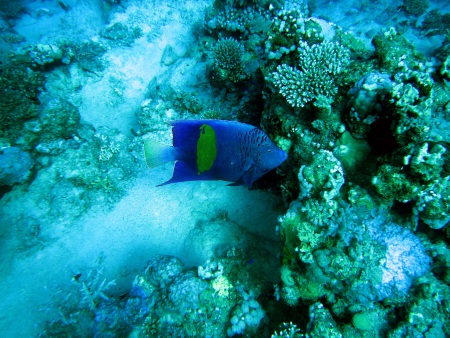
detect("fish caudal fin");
top-left (144, 139), bottom-right (176, 168)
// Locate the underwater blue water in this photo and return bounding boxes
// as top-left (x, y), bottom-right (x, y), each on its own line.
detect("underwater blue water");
top-left (0, 0), bottom-right (449, 337)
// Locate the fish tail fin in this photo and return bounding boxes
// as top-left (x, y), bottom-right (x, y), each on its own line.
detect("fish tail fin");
top-left (144, 139), bottom-right (176, 168)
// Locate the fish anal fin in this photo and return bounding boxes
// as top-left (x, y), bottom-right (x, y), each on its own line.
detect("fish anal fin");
top-left (157, 161), bottom-right (199, 186)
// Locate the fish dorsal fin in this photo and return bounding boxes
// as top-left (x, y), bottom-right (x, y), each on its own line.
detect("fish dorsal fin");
top-left (171, 120), bottom-right (204, 148)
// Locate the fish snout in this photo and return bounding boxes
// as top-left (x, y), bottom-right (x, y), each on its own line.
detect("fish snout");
top-left (279, 149), bottom-right (288, 163)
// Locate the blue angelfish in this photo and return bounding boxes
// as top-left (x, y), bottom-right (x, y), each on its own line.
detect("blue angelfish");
top-left (144, 119), bottom-right (287, 188)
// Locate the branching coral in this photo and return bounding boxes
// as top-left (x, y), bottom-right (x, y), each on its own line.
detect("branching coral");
top-left (213, 37), bottom-right (245, 70)
top-left (267, 41), bottom-right (350, 108)
top-left (78, 269), bottom-right (117, 312)
top-left (209, 37), bottom-right (248, 87)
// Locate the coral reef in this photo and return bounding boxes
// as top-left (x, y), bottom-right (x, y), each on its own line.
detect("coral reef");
top-left (421, 10), bottom-right (450, 37)
top-left (227, 288), bottom-right (266, 336)
top-left (345, 72), bottom-right (393, 139)
top-left (0, 63), bottom-right (45, 144)
top-left (71, 40), bottom-right (108, 73)
top-left (402, 0), bottom-right (429, 16)
top-left (100, 22), bottom-right (143, 47)
top-left (200, 1), bottom-right (450, 336)
top-left (0, 147), bottom-right (34, 186)
top-left (43, 252), bottom-right (275, 337)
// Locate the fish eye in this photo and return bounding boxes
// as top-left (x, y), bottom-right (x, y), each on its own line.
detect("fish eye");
top-left (267, 149), bottom-right (271, 153)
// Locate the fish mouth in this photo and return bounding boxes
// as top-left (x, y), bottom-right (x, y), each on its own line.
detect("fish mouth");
top-left (280, 150), bottom-right (288, 163)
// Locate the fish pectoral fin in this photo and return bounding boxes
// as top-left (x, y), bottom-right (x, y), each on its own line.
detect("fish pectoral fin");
top-left (227, 181), bottom-right (242, 187)
top-left (240, 164), bottom-right (257, 188)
